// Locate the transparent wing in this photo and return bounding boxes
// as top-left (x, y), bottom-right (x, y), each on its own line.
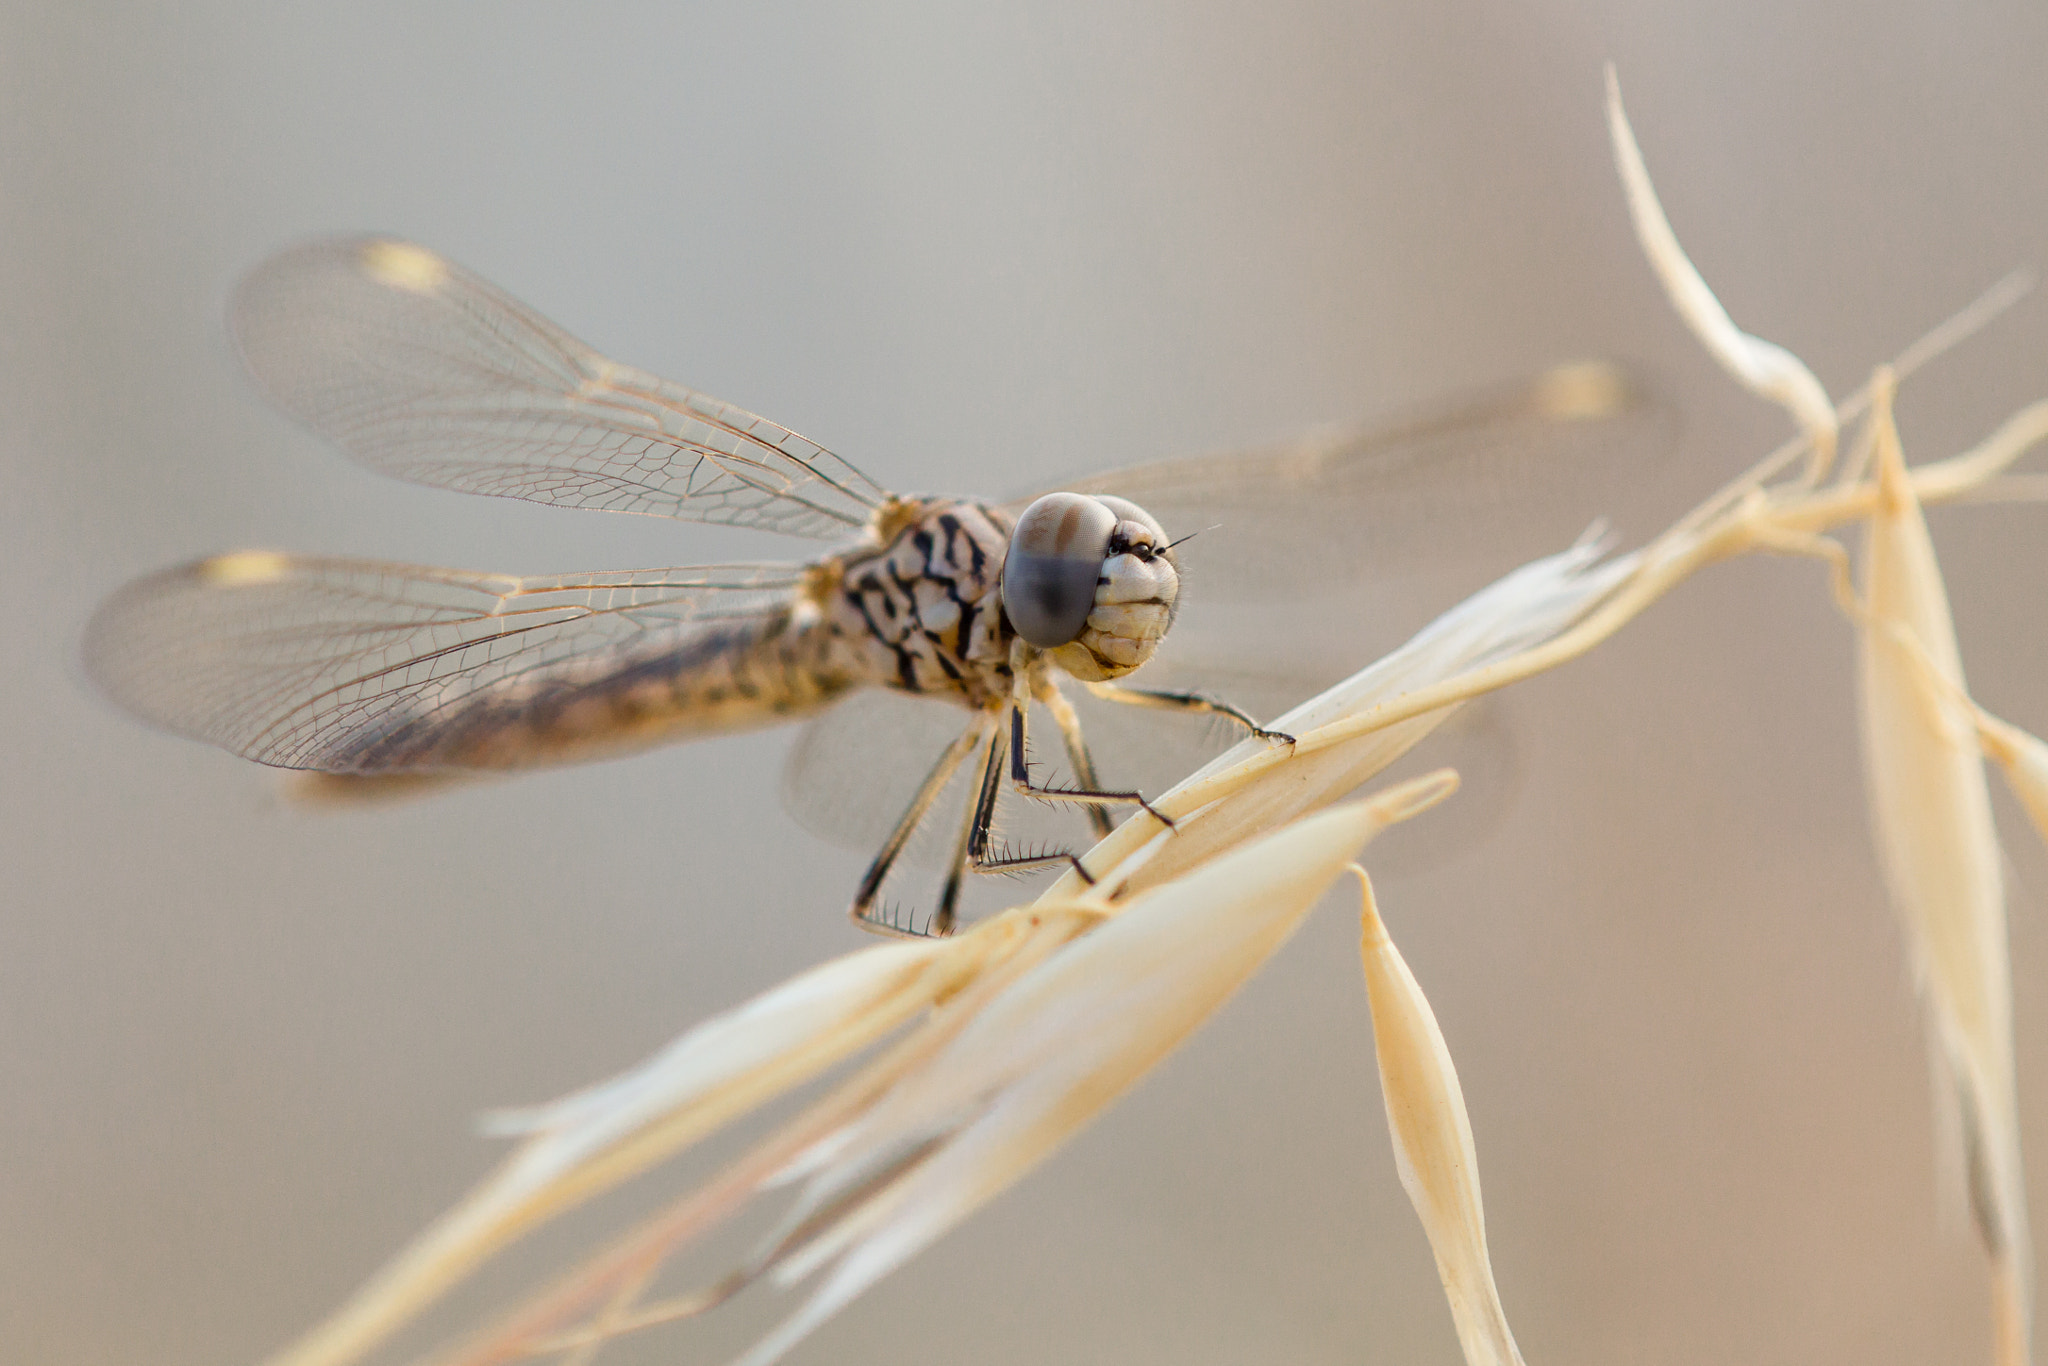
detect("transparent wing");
top-left (84, 552), bottom-right (807, 773)
top-left (782, 690), bottom-right (986, 868)
top-left (1024, 361), bottom-right (1671, 597)
top-left (782, 689), bottom-right (1130, 932)
top-left (230, 237), bottom-right (892, 539)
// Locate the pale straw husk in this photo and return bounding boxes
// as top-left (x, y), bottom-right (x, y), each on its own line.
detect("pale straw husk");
top-left (1355, 866), bottom-right (1524, 1366)
top-left (1604, 67), bottom-right (1837, 477)
top-left (1857, 375), bottom-right (2031, 1363)
top-left (1610, 71), bottom-right (2037, 1361)
top-left (261, 774), bottom-right (1462, 1366)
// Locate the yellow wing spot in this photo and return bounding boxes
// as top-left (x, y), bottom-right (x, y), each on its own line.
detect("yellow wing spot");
top-left (197, 550), bottom-right (294, 587)
top-left (1531, 360), bottom-right (1632, 420)
top-left (359, 239), bottom-right (449, 294)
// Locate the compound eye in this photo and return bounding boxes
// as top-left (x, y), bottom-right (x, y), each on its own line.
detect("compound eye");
top-left (1003, 492), bottom-right (1118, 648)
top-left (1092, 495), bottom-right (1166, 547)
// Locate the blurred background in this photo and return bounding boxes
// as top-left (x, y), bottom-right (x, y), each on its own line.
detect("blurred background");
top-left (7, 3), bottom-right (2048, 1363)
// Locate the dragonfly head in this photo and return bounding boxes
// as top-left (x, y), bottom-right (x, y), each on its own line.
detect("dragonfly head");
top-left (1002, 492), bottom-right (1180, 681)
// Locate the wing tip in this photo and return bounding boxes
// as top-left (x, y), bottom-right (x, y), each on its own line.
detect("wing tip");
top-left (226, 232), bottom-right (449, 363)
top-left (81, 551), bottom-right (297, 710)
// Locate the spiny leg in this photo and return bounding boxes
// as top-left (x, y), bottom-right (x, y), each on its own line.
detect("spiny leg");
top-left (927, 725), bottom-right (1003, 936)
top-left (1007, 698), bottom-right (1173, 830)
top-left (963, 712), bottom-right (1095, 885)
top-left (1080, 679), bottom-right (1296, 744)
top-left (1031, 674), bottom-right (1114, 839)
top-left (848, 715), bottom-right (992, 937)
top-left (963, 713), bottom-right (1007, 869)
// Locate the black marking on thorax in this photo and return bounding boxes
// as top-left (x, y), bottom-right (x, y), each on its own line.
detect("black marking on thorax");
top-left (832, 499), bottom-right (1016, 704)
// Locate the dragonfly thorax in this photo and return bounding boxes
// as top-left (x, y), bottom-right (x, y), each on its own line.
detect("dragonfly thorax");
top-left (822, 499), bottom-right (1018, 708)
top-left (1001, 492), bottom-right (1179, 683)
top-left (820, 492), bottom-right (1180, 713)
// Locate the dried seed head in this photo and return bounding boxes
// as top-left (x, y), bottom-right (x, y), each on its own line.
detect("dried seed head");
top-left (1606, 67), bottom-right (1837, 477)
top-left (1856, 370), bottom-right (2031, 1338)
top-left (1357, 867), bottom-right (1525, 1366)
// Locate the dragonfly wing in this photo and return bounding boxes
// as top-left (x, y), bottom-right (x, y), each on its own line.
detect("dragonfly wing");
top-left (230, 237), bottom-right (892, 539)
top-left (83, 553), bottom-right (814, 774)
top-left (780, 689), bottom-right (985, 866)
top-left (782, 689), bottom-right (1110, 874)
top-left (1024, 362), bottom-right (1672, 597)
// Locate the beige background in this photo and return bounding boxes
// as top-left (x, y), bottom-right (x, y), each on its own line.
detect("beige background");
top-left (7, 4), bottom-right (2048, 1363)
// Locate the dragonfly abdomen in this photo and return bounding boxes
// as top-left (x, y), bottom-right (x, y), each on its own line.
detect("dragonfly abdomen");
top-left (319, 607), bottom-right (866, 775)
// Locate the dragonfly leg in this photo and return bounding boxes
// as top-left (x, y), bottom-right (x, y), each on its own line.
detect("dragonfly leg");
top-left (1031, 675), bottom-right (1114, 839)
top-left (963, 715), bottom-right (1096, 887)
top-left (1080, 680), bottom-right (1296, 745)
top-left (848, 715), bottom-right (992, 939)
top-left (925, 725), bottom-right (1004, 936)
top-left (1006, 701), bottom-right (1173, 830)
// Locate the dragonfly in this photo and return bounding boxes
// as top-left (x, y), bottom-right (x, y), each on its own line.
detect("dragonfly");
top-left (83, 237), bottom-right (1654, 936)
